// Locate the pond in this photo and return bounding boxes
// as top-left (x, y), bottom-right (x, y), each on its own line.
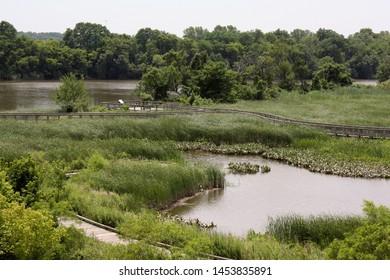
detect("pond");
top-left (168, 153), bottom-right (390, 237)
top-left (0, 80), bottom-right (139, 112)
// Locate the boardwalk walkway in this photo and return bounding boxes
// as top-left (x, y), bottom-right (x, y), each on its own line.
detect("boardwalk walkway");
top-left (59, 215), bottom-right (231, 260)
top-left (58, 216), bottom-right (131, 245)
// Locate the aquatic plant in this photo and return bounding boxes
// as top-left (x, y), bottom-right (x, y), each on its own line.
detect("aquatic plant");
top-left (261, 165), bottom-right (271, 173)
top-left (227, 162), bottom-right (260, 174)
top-left (266, 214), bottom-right (364, 249)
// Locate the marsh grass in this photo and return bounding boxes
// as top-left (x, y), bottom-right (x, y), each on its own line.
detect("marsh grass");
top-left (266, 214), bottom-right (364, 249)
top-left (213, 86), bottom-right (390, 127)
top-left (75, 159), bottom-right (224, 209)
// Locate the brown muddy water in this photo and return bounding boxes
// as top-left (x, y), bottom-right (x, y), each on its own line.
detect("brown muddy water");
top-left (168, 152), bottom-right (390, 237)
top-left (0, 80), bottom-right (138, 112)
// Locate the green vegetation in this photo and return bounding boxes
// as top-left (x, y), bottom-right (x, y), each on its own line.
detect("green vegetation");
top-left (226, 162), bottom-right (270, 174)
top-left (266, 214), bottom-right (364, 249)
top-left (228, 162), bottom-right (263, 174)
top-left (1, 16), bottom-right (390, 261)
top-left (54, 73), bottom-right (89, 112)
top-left (327, 201), bottom-right (390, 260)
top-left (212, 86), bottom-right (390, 127)
top-left (2, 20), bottom-right (390, 96)
top-left (0, 103), bottom-right (389, 260)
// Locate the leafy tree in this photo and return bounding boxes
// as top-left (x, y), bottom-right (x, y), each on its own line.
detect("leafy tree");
top-left (326, 201), bottom-right (390, 260)
top-left (376, 56), bottom-right (390, 82)
top-left (183, 26), bottom-right (209, 41)
top-left (0, 21), bottom-right (18, 79)
top-left (6, 156), bottom-right (40, 206)
top-left (278, 61), bottom-right (295, 91)
top-left (63, 22), bottom-right (111, 52)
top-left (34, 40), bottom-right (88, 79)
top-left (312, 61), bottom-right (353, 90)
top-left (0, 198), bottom-right (65, 259)
top-left (347, 29), bottom-right (379, 79)
top-left (54, 73), bottom-right (89, 112)
top-left (191, 61), bottom-right (239, 102)
top-left (316, 28), bottom-right (348, 64)
top-left (138, 66), bottom-right (181, 100)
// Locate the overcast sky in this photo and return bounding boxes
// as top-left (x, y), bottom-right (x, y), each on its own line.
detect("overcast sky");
top-left (1, 0), bottom-right (389, 36)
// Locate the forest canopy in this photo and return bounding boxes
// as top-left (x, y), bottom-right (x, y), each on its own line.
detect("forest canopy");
top-left (1, 20), bottom-right (389, 100)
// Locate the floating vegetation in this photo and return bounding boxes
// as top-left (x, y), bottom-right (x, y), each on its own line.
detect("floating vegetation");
top-left (228, 162), bottom-right (260, 174)
top-left (176, 142), bottom-right (390, 179)
top-left (227, 162), bottom-right (271, 175)
top-left (261, 165), bottom-right (271, 173)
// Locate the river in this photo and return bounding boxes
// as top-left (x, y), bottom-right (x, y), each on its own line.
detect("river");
top-left (168, 153), bottom-right (390, 237)
top-left (0, 80), bottom-right (139, 112)
top-left (0, 80), bottom-right (379, 112)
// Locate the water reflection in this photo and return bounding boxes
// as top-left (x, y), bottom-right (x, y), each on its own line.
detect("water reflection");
top-left (168, 153), bottom-right (390, 237)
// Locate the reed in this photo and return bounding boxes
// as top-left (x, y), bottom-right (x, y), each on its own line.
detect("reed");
top-left (266, 214), bottom-right (364, 248)
top-left (212, 86), bottom-right (390, 127)
top-left (74, 159), bottom-right (224, 210)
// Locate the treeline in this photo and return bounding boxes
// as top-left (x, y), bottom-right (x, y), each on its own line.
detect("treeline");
top-left (1, 20), bottom-right (390, 83)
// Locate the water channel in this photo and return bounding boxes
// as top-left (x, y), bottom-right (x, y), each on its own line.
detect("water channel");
top-left (168, 153), bottom-right (390, 237)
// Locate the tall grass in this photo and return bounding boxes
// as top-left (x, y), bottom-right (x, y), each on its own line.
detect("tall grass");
top-left (75, 159), bottom-right (224, 209)
top-left (0, 115), bottom-right (307, 163)
top-left (266, 214), bottom-right (365, 249)
top-left (213, 86), bottom-right (390, 127)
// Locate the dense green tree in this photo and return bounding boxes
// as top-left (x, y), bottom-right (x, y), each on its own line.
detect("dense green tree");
top-left (190, 61), bottom-right (239, 102)
top-left (63, 22), bottom-right (111, 52)
top-left (6, 156), bottom-right (40, 206)
top-left (0, 197), bottom-right (64, 259)
top-left (34, 40), bottom-right (88, 79)
top-left (183, 26), bottom-right (209, 41)
top-left (1, 19), bottom-right (390, 87)
top-left (347, 29), bottom-right (380, 79)
top-left (54, 73), bottom-right (89, 112)
top-left (327, 201), bottom-right (390, 260)
top-left (316, 28), bottom-right (348, 64)
top-left (94, 35), bottom-right (138, 79)
top-left (312, 61), bottom-right (353, 90)
top-left (0, 21), bottom-right (18, 79)
top-left (376, 56), bottom-right (390, 82)
top-left (278, 61), bottom-right (296, 90)
top-left (138, 65), bottom-right (181, 100)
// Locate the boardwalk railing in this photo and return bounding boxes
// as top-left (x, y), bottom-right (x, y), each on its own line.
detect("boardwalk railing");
top-left (1, 103), bottom-right (389, 139)
top-left (68, 215), bottom-right (231, 260)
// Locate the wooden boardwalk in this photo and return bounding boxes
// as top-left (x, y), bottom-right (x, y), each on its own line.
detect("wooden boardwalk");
top-left (58, 216), bottom-right (131, 245)
top-left (59, 215), bottom-right (231, 260)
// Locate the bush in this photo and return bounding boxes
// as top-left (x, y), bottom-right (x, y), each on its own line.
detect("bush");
top-left (0, 197), bottom-right (65, 259)
top-left (54, 73), bottom-right (89, 112)
top-left (326, 201), bottom-right (390, 259)
top-left (312, 62), bottom-right (353, 90)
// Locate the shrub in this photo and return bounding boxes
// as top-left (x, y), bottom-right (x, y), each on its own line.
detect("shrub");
top-left (0, 198), bottom-right (65, 259)
top-left (326, 201), bottom-right (390, 259)
top-left (54, 73), bottom-right (89, 112)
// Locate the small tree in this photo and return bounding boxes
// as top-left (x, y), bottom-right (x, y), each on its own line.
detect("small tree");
top-left (54, 73), bottom-right (89, 112)
top-left (312, 61), bottom-right (353, 90)
top-left (326, 201), bottom-right (390, 260)
top-left (191, 61), bottom-right (239, 103)
top-left (376, 56), bottom-right (390, 83)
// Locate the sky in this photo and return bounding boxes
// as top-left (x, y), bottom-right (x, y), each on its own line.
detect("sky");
top-left (1, 0), bottom-right (389, 37)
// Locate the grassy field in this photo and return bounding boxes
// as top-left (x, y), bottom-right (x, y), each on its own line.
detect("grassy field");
top-left (1, 106), bottom-right (389, 260)
top-left (213, 87), bottom-right (390, 127)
